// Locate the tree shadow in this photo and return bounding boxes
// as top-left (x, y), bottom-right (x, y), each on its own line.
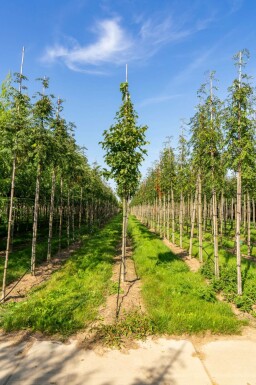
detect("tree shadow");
top-left (1, 334), bottom-right (191, 385)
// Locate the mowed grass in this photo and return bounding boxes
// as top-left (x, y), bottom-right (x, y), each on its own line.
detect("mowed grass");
top-left (0, 215), bottom-right (122, 336)
top-left (129, 216), bottom-right (244, 335)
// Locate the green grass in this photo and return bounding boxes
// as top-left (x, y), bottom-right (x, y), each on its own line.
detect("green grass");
top-left (0, 223), bottom-right (93, 289)
top-left (0, 215), bottom-right (122, 336)
top-left (168, 224), bottom-right (256, 313)
top-left (129, 216), bottom-right (244, 335)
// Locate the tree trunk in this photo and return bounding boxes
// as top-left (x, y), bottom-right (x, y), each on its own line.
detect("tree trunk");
top-left (167, 192), bottom-right (170, 241)
top-left (79, 187), bottom-right (83, 230)
top-left (212, 189), bottom-right (219, 278)
top-left (121, 197), bottom-right (128, 282)
top-left (67, 190), bottom-right (70, 251)
top-left (31, 163), bottom-right (41, 276)
top-left (189, 180), bottom-right (199, 259)
top-left (47, 168), bottom-right (56, 261)
top-left (198, 173), bottom-right (203, 263)
top-left (252, 198), bottom-right (255, 228)
top-left (179, 191), bottom-right (183, 248)
top-left (72, 193), bottom-right (75, 241)
top-left (1, 155), bottom-right (16, 300)
top-left (58, 177), bottom-right (63, 255)
top-left (236, 165), bottom-right (242, 295)
top-left (247, 192), bottom-right (251, 257)
top-left (171, 188), bottom-right (175, 244)
top-left (203, 194), bottom-right (207, 233)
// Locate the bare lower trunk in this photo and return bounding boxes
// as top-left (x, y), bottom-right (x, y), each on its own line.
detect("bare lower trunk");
top-left (171, 188), bottom-right (175, 244)
top-left (121, 197), bottom-right (128, 282)
top-left (79, 187), bottom-right (83, 230)
top-left (219, 190), bottom-right (224, 244)
top-left (58, 177), bottom-right (63, 255)
top-left (252, 198), bottom-right (255, 228)
top-left (236, 166), bottom-right (242, 295)
top-left (189, 180), bottom-right (199, 259)
top-left (247, 192), bottom-right (251, 257)
top-left (212, 189), bottom-right (219, 278)
top-left (179, 191), bottom-right (183, 248)
top-left (163, 195), bottom-right (166, 239)
top-left (203, 194), bottom-right (207, 233)
top-left (31, 163), bottom-right (41, 276)
top-left (47, 169), bottom-right (56, 261)
top-left (198, 173), bottom-right (203, 263)
top-left (67, 190), bottom-right (70, 251)
top-left (167, 192), bottom-right (170, 241)
top-left (1, 155), bottom-right (16, 300)
top-left (72, 193), bottom-right (75, 241)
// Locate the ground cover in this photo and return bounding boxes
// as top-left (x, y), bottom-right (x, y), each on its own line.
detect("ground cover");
top-left (129, 216), bottom-right (243, 334)
top-left (171, 223), bottom-right (256, 314)
top-left (0, 215), bottom-right (122, 335)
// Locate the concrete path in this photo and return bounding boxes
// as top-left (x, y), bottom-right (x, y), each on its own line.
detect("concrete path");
top-left (1, 333), bottom-right (256, 385)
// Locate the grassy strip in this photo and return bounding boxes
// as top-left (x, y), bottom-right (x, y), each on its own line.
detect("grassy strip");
top-left (0, 224), bottom-right (93, 288)
top-left (0, 215), bottom-right (122, 336)
top-left (129, 216), bottom-right (244, 335)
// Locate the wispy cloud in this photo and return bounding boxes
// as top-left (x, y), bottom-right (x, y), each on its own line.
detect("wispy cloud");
top-left (43, 18), bottom-right (132, 73)
top-left (138, 94), bottom-right (183, 108)
top-left (228, 0), bottom-right (244, 13)
top-left (41, 14), bottom-right (206, 74)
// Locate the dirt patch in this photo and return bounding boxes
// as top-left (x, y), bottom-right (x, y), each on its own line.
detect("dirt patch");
top-left (75, 240), bottom-right (146, 351)
top-left (163, 238), bottom-right (201, 272)
top-left (2, 241), bottom-right (81, 303)
top-left (98, 240), bottom-right (145, 324)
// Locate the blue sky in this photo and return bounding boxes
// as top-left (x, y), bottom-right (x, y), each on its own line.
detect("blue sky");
top-left (1, 0), bottom-right (256, 187)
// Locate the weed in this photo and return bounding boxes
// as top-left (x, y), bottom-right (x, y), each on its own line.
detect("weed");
top-left (94, 310), bottom-right (156, 347)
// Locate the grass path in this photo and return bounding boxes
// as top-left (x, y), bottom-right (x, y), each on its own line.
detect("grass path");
top-left (0, 215), bottom-right (122, 336)
top-left (129, 216), bottom-right (244, 335)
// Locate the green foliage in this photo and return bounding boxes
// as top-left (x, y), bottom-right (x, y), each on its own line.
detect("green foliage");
top-left (101, 82), bottom-right (148, 199)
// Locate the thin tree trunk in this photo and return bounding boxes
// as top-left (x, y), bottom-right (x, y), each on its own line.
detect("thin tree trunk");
top-left (179, 191), bottom-right (183, 248)
top-left (212, 189), bottom-right (219, 278)
top-left (171, 188), bottom-right (175, 244)
top-left (47, 168), bottom-right (56, 261)
top-left (163, 195), bottom-right (166, 238)
top-left (189, 180), bottom-right (199, 259)
top-left (72, 193), bottom-right (75, 241)
top-left (67, 190), bottom-right (70, 251)
top-left (1, 155), bottom-right (16, 300)
top-left (79, 187), bottom-right (83, 230)
top-left (167, 192), bottom-right (170, 241)
top-left (58, 177), bottom-right (63, 255)
top-left (31, 163), bottom-right (41, 276)
top-left (219, 190), bottom-right (224, 244)
top-left (252, 198), bottom-right (255, 228)
top-left (247, 192), bottom-right (251, 257)
top-left (198, 172), bottom-right (203, 263)
top-left (203, 194), bottom-right (207, 233)
top-left (121, 197), bottom-right (128, 282)
top-left (236, 165), bottom-right (242, 295)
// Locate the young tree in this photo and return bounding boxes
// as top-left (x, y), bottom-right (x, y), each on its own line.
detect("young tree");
top-left (225, 50), bottom-right (255, 295)
top-left (101, 79), bottom-right (148, 281)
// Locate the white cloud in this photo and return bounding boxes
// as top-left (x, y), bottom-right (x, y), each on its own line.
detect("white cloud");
top-left (42, 13), bottom-right (215, 74)
top-left (43, 18), bottom-right (133, 73)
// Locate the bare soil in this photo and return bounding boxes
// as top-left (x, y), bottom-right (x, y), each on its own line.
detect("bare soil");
top-left (163, 238), bottom-right (201, 272)
top-left (2, 241), bottom-right (81, 303)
